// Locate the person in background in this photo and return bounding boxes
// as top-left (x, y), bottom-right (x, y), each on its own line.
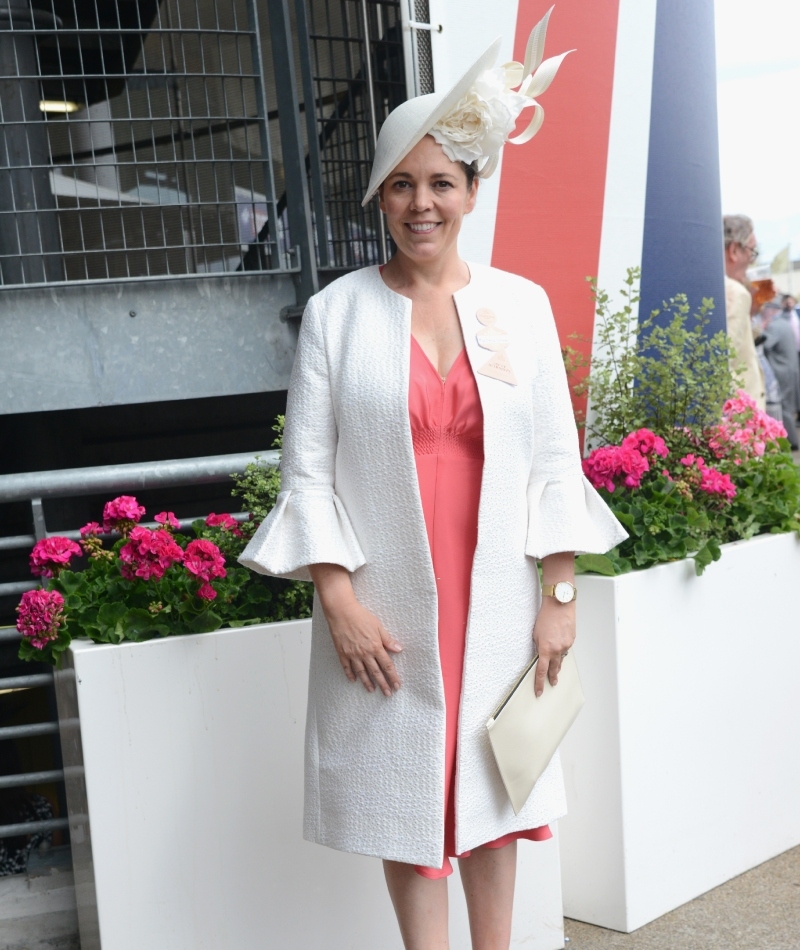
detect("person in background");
top-left (762, 300), bottom-right (799, 450)
top-left (723, 215), bottom-right (765, 408)
top-left (753, 309), bottom-right (784, 423)
top-left (781, 295), bottom-right (800, 419)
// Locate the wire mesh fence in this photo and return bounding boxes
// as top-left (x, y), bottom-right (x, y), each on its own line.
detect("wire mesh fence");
top-left (0, 0), bottom-right (286, 286)
top-left (300, 0), bottom-right (405, 270)
top-left (0, 0), bottom-right (409, 287)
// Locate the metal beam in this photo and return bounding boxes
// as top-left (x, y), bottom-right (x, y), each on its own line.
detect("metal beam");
top-left (0, 769), bottom-right (64, 789)
top-left (0, 451), bottom-right (279, 504)
top-left (0, 673), bottom-right (54, 690)
top-left (0, 817), bottom-right (69, 837)
top-left (0, 721), bottom-right (60, 741)
top-left (294, 0), bottom-right (329, 268)
top-left (266, 0), bottom-right (319, 304)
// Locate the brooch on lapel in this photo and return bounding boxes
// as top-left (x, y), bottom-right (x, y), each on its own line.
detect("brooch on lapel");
top-left (475, 308), bottom-right (517, 385)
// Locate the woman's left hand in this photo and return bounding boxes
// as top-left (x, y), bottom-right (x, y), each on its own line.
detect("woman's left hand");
top-left (532, 599), bottom-right (576, 698)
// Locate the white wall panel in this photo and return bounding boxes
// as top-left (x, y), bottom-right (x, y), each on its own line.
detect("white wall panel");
top-left (594, 0), bottom-right (658, 331)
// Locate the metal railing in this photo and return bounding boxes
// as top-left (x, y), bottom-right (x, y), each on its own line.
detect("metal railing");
top-left (0, 448), bottom-right (278, 597)
top-left (0, 448), bottom-right (277, 848)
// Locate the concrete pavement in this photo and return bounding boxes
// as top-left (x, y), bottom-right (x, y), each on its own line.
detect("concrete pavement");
top-left (564, 845), bottom-right (800, 950)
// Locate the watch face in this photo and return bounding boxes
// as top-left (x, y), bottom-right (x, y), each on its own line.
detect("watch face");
top-left (554, 581), bottom-right (574, 604)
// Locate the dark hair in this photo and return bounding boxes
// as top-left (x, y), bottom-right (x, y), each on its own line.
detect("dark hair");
top-left (461, 161), bottom-right (478, 190)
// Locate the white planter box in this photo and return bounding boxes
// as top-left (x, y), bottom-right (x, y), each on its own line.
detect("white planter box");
top-left (55, 619), bottom-right (565, 950)
top-left (560, 532), bottom-right (800, 932)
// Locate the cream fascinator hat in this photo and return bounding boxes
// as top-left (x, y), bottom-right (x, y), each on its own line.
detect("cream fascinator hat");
top-left (362, 6), bottom-right (572, 206)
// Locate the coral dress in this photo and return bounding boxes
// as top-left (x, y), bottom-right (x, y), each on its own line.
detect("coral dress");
top-left (409, 336), bottom-right (551, 879)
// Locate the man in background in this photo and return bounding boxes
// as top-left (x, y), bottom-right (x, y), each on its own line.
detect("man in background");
top-left (781, 295), bottom-right (800, 418)
top-left (723, 215), bottom-right (766, 409)
top-left (762, 300), bottom-right (800, 450)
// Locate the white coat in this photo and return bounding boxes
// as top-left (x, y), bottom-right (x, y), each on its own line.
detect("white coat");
top-left (240, 263), bottom-right (627, 867)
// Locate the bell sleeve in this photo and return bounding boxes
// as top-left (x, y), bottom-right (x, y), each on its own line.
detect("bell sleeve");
top-left (524, 285), bottom-right (628, 560)
top-left (238, 296), bottom-right (366, 582)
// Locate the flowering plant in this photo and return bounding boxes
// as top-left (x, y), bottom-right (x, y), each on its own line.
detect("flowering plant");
top-left (571, 270), bottom-right (800, 576)
top-left (17, 419), bottom-right (312, 665)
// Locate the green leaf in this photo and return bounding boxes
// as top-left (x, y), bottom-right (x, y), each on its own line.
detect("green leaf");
top-left (188, 610), bottom-right (223, 634)
top-left (96, 601), bottom-right (127, 641)
top-left (121, 608), bottom-right (166, 642)
top-left (54, 570), bottom-right (83, 595)
top-left (574, 553), bottom-right (619, 576)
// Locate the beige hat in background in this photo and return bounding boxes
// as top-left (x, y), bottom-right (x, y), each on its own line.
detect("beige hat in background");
top-left (361, 6), bottom-right (573, 207)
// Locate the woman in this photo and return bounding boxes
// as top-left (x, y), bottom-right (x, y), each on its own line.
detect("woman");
top-left (241, 12), bottom-right (626, 949)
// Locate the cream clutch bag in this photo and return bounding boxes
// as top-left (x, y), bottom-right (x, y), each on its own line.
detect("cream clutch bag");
top-left (486, 652), bottom-right (585, 814)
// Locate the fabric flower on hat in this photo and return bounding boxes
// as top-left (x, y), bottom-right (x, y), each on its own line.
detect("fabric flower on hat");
top-left (430, 67), bottom-right (528, 169)
top-left (430, 10), bottom-right (572, 178)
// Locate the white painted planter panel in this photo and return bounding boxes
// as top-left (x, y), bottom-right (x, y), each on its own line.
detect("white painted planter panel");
top-left (58, 620), bottom-right (564, 950)
top-left (560, 532), bottom-right (800, 932)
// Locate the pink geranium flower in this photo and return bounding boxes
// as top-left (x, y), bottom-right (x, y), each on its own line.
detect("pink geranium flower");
top-left (103, 496), bottom-right (146, 535)
top-left (16, 589), bottom-right (65, 650)
top-left (80, 522), bottom-right (102, 538)
top-left (680, 455), bottom-right (736, 500)
top-left (582, 446), bottom-right (619, 492)
top-left (583, 443), bottom-right (649, 492)
top-left (184, 539), bottom-right (226, 581)
top-left (119, 527), bottom-right (184, 581)
top-left (616, 446), bottom-right (649, 488)
top-left (205, 513), bottom-right (243, 537)
top-left (708, 388), bottom-right (787, 461)
top-left (621, 428), bottom-right (669, 459)
top-left (184, 540), bottom-right (226, 601)
top-left (197, 583), bottom-right (217, 601)
top-left (29, 537), bottom-right (82, 578)
top-left (155, 511), bottom-right (181, 530)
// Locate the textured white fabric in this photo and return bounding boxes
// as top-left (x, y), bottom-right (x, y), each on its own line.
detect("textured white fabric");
top-left (239, 264), bottom-right (627, 866)
top-left (239, 489), bottom-right (365, 582)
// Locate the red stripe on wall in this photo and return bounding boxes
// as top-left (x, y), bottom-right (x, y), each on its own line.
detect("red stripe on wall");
top-left (492, 0), bottom-right (621, 418)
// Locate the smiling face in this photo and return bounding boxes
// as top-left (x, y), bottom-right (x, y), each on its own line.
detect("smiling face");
top-left (379, 135), bottom-right (477, 266)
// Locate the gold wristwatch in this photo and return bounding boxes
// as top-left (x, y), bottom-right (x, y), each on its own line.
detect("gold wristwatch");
top-left (541, 581), bottom-right (577, 604)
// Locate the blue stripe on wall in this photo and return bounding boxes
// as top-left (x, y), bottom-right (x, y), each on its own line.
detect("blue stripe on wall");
top-left (639, 0), bottom-right (726, 334)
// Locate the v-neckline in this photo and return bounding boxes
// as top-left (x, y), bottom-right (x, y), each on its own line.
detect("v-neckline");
top-left (411, 334), bottom-right (467, 385)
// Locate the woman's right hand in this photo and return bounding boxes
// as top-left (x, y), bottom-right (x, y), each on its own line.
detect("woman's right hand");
top-left (308, 563), bottom-right (403, 697)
